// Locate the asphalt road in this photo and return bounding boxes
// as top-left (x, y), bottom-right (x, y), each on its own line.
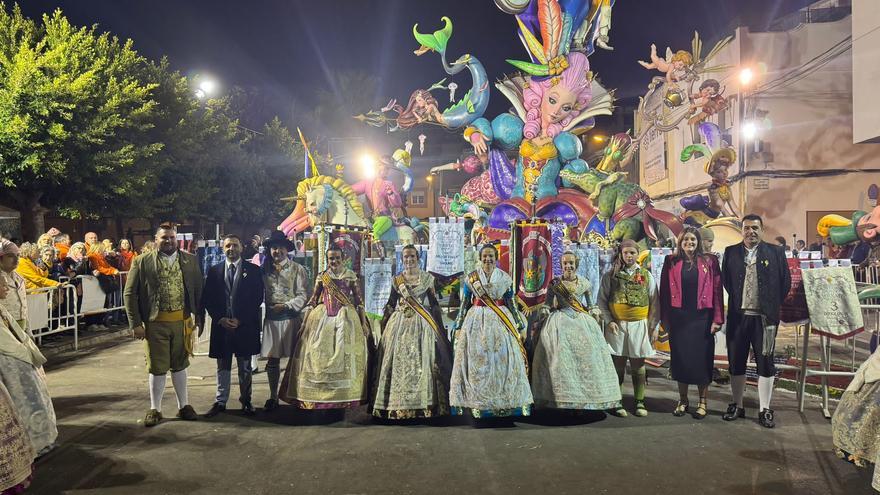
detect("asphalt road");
top-left (28, 339), bottom-right (874, 495)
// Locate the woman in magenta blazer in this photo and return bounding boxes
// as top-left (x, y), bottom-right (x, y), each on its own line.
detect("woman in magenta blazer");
top-left (660, 227), bottom-right (724, 419)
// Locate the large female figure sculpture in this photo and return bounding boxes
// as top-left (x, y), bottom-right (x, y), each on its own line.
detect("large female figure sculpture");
top-left (462, 0), bottom-right (614, 235)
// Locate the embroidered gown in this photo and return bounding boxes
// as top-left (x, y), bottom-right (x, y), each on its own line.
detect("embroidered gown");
top-left (532, 276), bottom-right (622, 410)
top-left (832, 349), bottom-right (880, 490)
top-left (282, 268), bottom-right (369, 409)
top-left (0, 306), bottom-right (57, 457)
top-left (449, 268), bottom-right (533, 418)
top-left (0, 380), bottom-right (33, 493)
top-left (372, 271), bottom-right (452, 419)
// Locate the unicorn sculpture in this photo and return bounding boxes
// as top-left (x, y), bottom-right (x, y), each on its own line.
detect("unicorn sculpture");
top-left (279, 176), bottom-right (417, 244)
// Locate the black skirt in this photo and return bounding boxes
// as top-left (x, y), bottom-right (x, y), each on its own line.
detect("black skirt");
top-left (668, 263), bottom-right (714, 385)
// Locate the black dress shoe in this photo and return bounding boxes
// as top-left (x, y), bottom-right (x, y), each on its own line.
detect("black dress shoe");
top-left (722, 403), bottom-right (746, 421)
top-left (759, 408), bottom-right (775, 428)
top-left (177, 405), bottom-right (199, 421)
top-left (263, 399), bottom-right (279, 412)
top-left (204, 402), bottom-right (226, 418)
top-left (242, 402), bottom-right (256, 416)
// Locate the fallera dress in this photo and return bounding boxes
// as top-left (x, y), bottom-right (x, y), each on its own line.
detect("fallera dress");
top-left (532, 276), bottom-right (622, 410)
top-left (282, 268), bottom-right (369, 409)
top-left (449, 268), bottom-right (532, 418)
top-left (372, 271), bottom-right (452, 419)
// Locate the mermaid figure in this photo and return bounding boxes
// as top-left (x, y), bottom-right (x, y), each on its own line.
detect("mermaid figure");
top-left (464, 0), bottom-right (614, 236)
top-left (356, 17), bottom-right (490, 132)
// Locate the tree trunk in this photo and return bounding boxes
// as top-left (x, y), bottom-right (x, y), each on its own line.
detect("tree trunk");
top-left (9, 191), bottom-right (46, 242)
top-left (114, 216), bottom-right (124, 240)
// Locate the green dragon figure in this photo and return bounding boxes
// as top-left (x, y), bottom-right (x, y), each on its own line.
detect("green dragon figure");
top-left (560, 166), bottom-right (682, 245)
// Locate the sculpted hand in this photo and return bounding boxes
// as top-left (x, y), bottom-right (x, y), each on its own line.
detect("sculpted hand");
top-left (470, 133), bottom-right (488, 156)
top-left (133, 325), bottom-right (146, 340)
top-left (596, 33), bottom-right (613, 51)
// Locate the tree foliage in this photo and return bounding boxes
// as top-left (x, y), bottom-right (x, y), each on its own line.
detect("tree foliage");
top-left (0, 3), bottom-right (303, 237)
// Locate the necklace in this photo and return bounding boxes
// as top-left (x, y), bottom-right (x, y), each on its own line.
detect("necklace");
top-left (403, 270), bottom-right (420, 285)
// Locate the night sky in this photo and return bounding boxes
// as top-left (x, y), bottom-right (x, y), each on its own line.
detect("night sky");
top-left (19, 0), bottom-right (817, 132)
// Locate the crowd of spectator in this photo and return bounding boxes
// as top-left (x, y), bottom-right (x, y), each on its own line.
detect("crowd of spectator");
top-left (0, 228), bottom-right (156, 333)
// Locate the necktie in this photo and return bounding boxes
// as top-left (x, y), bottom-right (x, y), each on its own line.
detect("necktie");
top-left (227, 263), bottom-right (236, 291)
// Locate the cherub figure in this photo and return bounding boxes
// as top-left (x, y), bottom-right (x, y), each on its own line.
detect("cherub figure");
top-left (638, 44), bottom-right (693, 86)
top-left (680, 122), bottom-right (740, 220)
top-left (688, 79), bottom-right (728, 125)
top-left (706, 149), bottom-right (739, 218)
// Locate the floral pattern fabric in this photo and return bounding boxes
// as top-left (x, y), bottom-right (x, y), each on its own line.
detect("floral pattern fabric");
top-left (450, 269), bottom-right (532, 417)
top-left (0, 355), bottom-right (57, 456)
top-left (282, 269), bottom-right (368, 409)
top-left (0, 380), bottom-right (33, 493)
top-left (373, 272), bottom-right (449, 419)
top-left (532, 276), bottom-right (622, 410)
top-left (157, 256), bottom-right (184, 312)
top-left (832, 353), bottom-right (880, 490)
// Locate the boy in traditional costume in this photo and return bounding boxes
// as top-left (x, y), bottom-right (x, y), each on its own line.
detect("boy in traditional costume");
top-left (598, 239), bottom-right (659, 417)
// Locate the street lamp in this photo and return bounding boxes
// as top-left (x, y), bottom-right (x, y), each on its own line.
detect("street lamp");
top-left (738, 62), bottom-right (764, 215)
top-left (742, 121), bottom-right (758, 140)
top-left (358, 153), bottom-right (377, 179)
top-left (194, 77), bottom-right (218, 99)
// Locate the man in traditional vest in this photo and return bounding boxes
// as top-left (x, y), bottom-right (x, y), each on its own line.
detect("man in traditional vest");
top-left (721, 214), bottom-right (791, 428)
top-left (124, 224), bottom-right (204, 427)
top-left (259, 231), bottom-right (308, 411)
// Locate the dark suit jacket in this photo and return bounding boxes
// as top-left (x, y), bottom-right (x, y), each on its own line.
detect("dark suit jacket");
top-left (721, 241), bottom-right (792, 327)
top-left (124, 250), bottom-right (203, 328)
top-left (202, 259), bottom-right (264, 359)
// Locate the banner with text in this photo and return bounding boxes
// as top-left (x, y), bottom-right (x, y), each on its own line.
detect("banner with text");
top-left (427, 217), bottom-right (465, 277)
top-left (363, 258), bottom-right (393, 319)
top-left (802, 266), bottom-right (864, 339)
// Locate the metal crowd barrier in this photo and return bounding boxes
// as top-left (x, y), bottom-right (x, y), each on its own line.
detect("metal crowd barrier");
top-left (26, 283), bottom-right (79, 347)
top-left (25, 271), bottom-right (129, 351)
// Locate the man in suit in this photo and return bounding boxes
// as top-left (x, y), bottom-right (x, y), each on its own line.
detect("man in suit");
top-left (124, 224), bottom-right (204, 427)
top-left (721, 214), bottom-right (791, 428)
top-left (202, 234), bottom-right (264, 417)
